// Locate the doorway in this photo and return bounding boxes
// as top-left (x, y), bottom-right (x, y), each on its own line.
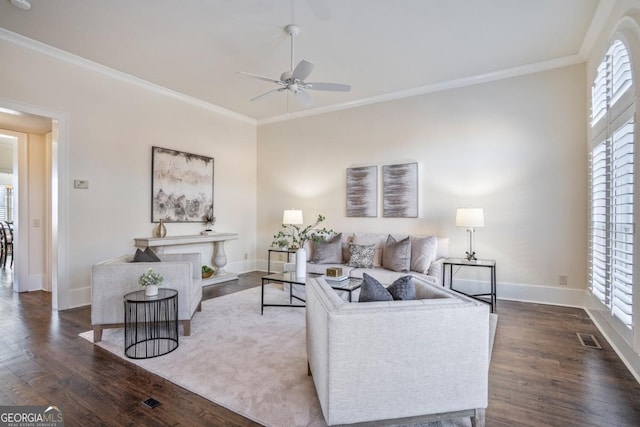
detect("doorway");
top-left (0, 100), bottom-right (65, 310)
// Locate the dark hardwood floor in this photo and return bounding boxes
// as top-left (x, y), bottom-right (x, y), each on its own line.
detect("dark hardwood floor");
top-left (1, 266), bottom-right (639, 426)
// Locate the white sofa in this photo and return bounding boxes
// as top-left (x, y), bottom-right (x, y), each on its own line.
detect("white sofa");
top-left (306, 277), bottom-right (494, 427)
top-left (307, 233), bottom-right (447, 284)
top-left (91, 252), bottom-right (203, 342)
top-left (284, 233), bottom-right (448, 301)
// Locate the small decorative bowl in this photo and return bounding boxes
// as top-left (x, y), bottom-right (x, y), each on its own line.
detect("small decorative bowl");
top-left (202, 271), bottom-right (213, 279)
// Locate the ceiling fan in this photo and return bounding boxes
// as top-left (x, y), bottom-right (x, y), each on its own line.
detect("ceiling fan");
top-left (239, 24), bottom-right (351, 109)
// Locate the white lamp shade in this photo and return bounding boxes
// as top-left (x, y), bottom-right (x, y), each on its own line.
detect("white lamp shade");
top-left (456, 208), bottom-right (485, 228)
top-left (282, 209), bottom-right (304, 225)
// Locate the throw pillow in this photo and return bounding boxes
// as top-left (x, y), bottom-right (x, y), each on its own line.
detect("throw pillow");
top-left (347, 243), bottom-right (375, 268)
top-left (381, 235), bottom-right (411, 272)
top-left (410, 235), bottom-right (438, 273)
top-left (387, 276), bottom-right (416, 300)
top-left (359, 273), bottom-right (393, 302)
top-left (132, 247), bottom-right (161, 263)
top-left (311, 233), bottom-right (343, 264)
top-left (351, 233), bottom-right (386, 266)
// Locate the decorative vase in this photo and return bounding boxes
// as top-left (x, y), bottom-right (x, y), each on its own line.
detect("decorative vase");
top-left (296, 247), bottom-right (307, 278)
top-left (145, 284), bottom-right (159, 297)
top-left (154, 219), bottom-right (167, 238)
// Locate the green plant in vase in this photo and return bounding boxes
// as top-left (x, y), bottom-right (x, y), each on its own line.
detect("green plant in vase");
top-left (138, 267), bottom-right (164, 296)
top-left (271, 214), bottom-right (333, 250)
top-left (202, 265), bottom-right (214, 279)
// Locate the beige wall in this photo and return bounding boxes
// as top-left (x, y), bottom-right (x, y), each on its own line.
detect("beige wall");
top-left (0, 36), bottom-right (257, 309)
top-left (258, 63), bottom-right (587, 293)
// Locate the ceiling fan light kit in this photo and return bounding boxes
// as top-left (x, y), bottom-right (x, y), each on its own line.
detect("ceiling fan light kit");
top-left (10, 0), bottom-right (31, 10)
top-left (239, 24), bottom-right (351, 111)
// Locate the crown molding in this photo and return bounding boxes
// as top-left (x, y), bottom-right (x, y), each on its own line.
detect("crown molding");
top-left (579, 0), bottom-right (618, 59)
top-left (257, 54), bottom-right (585, 126)
top-left (0, 27), bottom-right (256, 126)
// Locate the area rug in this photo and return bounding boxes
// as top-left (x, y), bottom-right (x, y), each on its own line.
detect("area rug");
top-left (79, 285), bottom-right (471, 427)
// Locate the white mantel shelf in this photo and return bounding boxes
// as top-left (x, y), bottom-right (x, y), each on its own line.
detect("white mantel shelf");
top-left (134, 233), bottom-right (239, 286)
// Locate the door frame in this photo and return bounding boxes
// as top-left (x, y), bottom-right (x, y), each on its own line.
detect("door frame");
top-left (0, 97), bottom-right (68, 310)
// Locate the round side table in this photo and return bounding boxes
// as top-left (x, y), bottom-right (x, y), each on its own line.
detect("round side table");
top-left (123, 288), bottom-right (179, 359)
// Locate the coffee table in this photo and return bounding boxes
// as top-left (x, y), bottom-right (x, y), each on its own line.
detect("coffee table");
top-left (261, 272), bottom-right (362, 314)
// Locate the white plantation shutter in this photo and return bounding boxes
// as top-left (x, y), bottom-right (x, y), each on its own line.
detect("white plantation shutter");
top-left (590, 139), bottom-right (609, 304)
top-left (591, 59), bottom-right (609, 126)
top-left (0, 186), bottom-right (8, 221)
top-left (589, 38), bottom-right (635, 335)
top-left (611, 119), bottom-right (634, 328)
top-left (611, 40), bottom-right (633, 105)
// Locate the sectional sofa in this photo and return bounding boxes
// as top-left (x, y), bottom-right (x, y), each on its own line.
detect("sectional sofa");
top-left (282, 233), bottom-right (449, 300)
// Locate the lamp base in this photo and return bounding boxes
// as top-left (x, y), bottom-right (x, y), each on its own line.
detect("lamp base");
top-left (465, 251), bottom-right (477, 261)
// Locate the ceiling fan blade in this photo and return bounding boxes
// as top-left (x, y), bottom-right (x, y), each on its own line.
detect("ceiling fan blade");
top-left (237, 71), bottom-right (282, 85)
top-left (305, 82), bottom-right (351, 92)
top-left (294, 90), bottom-right (314, 107)
top-left (250, 88), bottom-right (284, 102)
top-left (291, 60), bottom-right (315, 81)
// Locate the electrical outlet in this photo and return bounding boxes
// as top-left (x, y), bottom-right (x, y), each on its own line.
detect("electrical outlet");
top-left (559, 275), bottom-right (568, 286)
top-left (244, 253), bottom-right (248, 260)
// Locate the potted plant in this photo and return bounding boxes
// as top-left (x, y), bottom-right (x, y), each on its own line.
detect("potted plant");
top-left (271, 214), bottom-right (333, 250)
top-left (201, 205), bottom-right (216, 235)
top-left (138, 267), bottom-right (164, 296)
top-left (271, 214), bottom-right (333, 277)
top-left (202, 265), bottom-right (214, 279)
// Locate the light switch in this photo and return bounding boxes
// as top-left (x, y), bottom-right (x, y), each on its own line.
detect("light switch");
top-left (74, 179), bottom-right (89, 189)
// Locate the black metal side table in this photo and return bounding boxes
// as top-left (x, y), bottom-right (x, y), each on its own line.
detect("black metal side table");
top-left (124, 288), bottom-right (179, 359)
top-left (267, 248), bottom-right (297, 274)
top-left (442, 258), bottom-right (497, 313)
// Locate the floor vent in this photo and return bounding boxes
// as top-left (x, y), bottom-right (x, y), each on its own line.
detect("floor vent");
top-left (577, 333), bottom-right (602, 349)
top-left (142, 398), bottom-right (161, 409)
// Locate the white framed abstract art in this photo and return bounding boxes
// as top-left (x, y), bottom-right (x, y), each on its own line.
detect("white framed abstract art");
top-left (346, 166), bottom-right (378, 217)
top-left (151, 146), bottom-right (214, 223)
top-left (382, 162), bottom-right (418, 218)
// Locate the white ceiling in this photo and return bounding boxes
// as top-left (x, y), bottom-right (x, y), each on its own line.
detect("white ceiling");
top-left (0, 0), bottom-right (608, 123)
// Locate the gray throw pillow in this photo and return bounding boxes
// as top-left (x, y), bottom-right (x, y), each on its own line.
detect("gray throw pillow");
top-left (132, 247), bottom-right (161, 262)
top-left (382, 235), bottom-right (411, 272)
top-left (410, 235), bottom-right (437, 273)
top-left (387, 276), bottom-right (416, 300)
top-left (347, 243), bottom-right (375, 268)
top-left (311, 233), bottom-right (343, 264)
top-left (359, 273), bottom-right (393, 302)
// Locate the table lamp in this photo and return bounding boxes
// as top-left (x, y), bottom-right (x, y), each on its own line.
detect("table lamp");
top-left (282, 209), bottom-right (303, 249)
top-left (456, 207), bottom-right (485, 261)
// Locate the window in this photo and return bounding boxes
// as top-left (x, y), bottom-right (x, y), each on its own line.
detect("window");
top-left (589, 39), bottom-right (635, 332)
top-left (0, 184), bottom-right (12, 222)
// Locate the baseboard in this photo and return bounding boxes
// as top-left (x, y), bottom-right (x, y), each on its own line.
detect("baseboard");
top-left (586, 306), bottom-right (640, 383)
top-left (62, 285), bottom-right (91, 310)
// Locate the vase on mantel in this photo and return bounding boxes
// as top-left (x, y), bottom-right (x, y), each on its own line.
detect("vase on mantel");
top-left (295, 247), bottom-right (307, 278)
top-left (155, 219), bottom-right (167, 238)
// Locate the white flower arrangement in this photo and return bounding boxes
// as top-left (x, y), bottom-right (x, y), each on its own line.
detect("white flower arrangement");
top-left (138, 267), bottom-right (164, 287)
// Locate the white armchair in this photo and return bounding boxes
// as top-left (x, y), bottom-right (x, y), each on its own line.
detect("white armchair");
top-left (306, 277), bottom-right (494, 426)
top-left (91, 252), bottom-right (203, 342)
